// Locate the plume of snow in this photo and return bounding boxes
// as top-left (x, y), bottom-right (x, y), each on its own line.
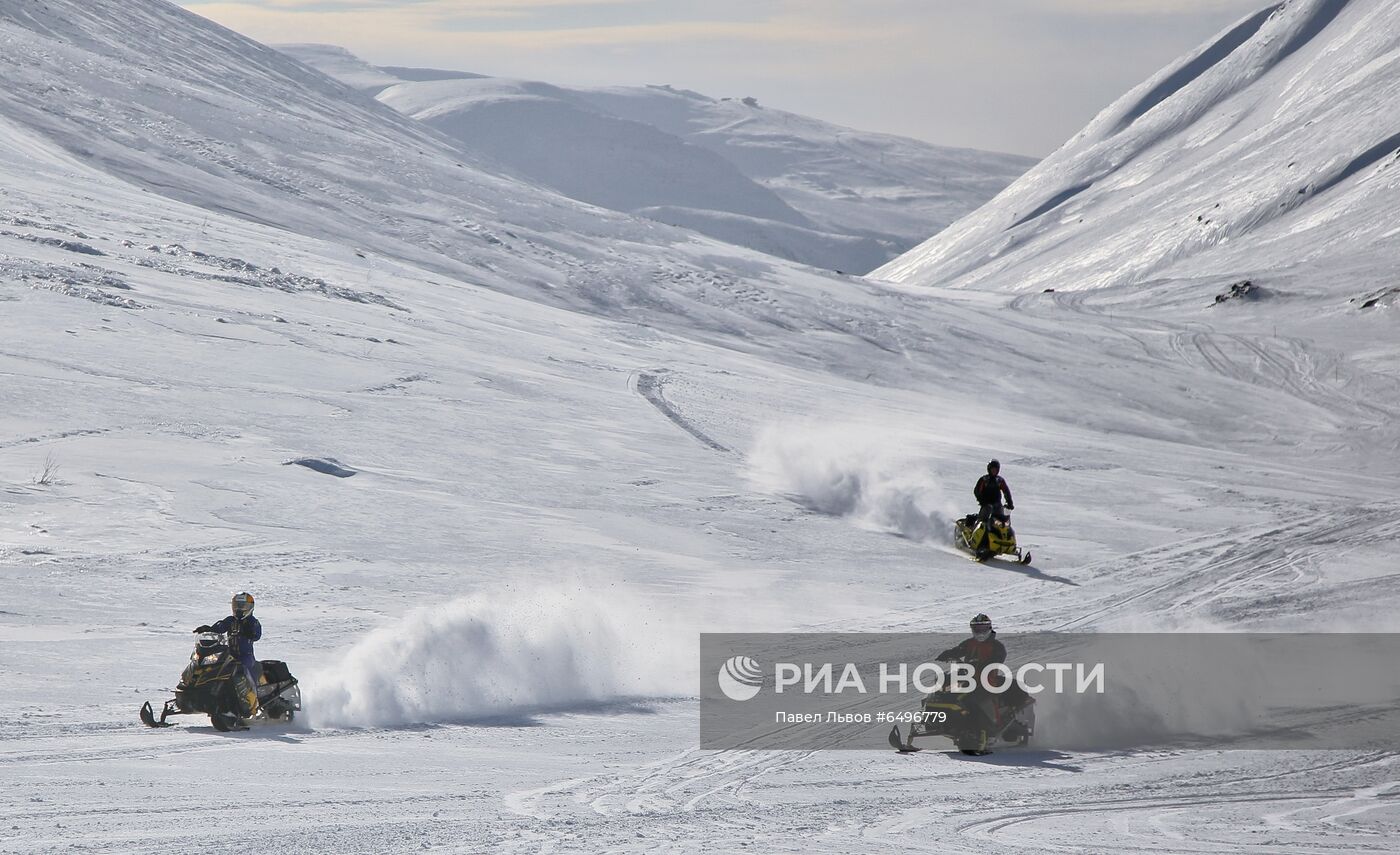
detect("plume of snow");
top-left (306, 586), bottom-right (693, 728)
top-left (746, 422), bottom-right (957, 543)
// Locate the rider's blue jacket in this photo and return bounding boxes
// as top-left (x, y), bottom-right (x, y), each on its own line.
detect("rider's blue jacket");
top-left (209, 614), bottom-right (261, 662)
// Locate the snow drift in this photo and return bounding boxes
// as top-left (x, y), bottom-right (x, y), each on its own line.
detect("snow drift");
top-left (308, 587), bottom-right (694, 728)
top-left (746, 424), bottom-right (956, 543)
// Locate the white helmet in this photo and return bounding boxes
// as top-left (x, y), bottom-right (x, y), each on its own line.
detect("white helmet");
top-left (970, 613), bottom-right (993, 641)
top-left (232, 591), bottom-right (254, 619)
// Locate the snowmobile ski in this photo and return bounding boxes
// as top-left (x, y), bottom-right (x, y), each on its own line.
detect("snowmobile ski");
top-left (970, 551), bottom-right (1032, 565)
top-left (888, 725), bottom-right (920, 753)
top-left (139, 701), bottom-right (174, 728)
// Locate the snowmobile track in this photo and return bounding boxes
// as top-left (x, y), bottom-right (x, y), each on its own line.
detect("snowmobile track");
top-left (631, 371), bottom-right (731, 453)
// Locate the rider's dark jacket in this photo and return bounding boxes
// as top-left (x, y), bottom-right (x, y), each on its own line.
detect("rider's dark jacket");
top-left (937, 632), bottom-right (1006, 671)
top-left (209, 614), bottom-right (261, 664)
top-left (974, 475), bottom-right (1013, 508)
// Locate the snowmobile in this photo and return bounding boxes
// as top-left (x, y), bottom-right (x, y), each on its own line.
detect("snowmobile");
top-left (954, 512), bottom-right (1031, 564)
top-left (140, 630), bottom-right (300, 731)
top-left (888, 661), bottom-right (1036, 755)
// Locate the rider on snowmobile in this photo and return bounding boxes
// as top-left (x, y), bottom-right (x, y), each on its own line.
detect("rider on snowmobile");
top-left (936, 614), bottom-right (1012, 743)
top-left (973, 460), bottom-right (1014, 559)
top-left (937, 614), bottom-right (1031, 724)
top-left (937, 613), bottom-right (1006, 672)
top-left (195, 592), bottom-right (261, 685)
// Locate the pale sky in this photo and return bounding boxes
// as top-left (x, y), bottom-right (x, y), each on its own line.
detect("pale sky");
top-left (179, 0), bottom-right (1270, 157)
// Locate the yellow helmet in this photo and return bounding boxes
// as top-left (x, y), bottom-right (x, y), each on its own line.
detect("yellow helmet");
top-left (232, 591), bottom-right (254, 618)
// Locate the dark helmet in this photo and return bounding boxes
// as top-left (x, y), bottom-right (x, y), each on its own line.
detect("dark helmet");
top-left (970, 613), bottom-right (993, 639)
top-left (987, 459), bottom-right (1000, 473)
top-left (232, 591), bottom-right (255, 619)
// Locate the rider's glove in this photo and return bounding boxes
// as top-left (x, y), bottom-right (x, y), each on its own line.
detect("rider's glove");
top-left (194, 625), bottom-right (212, 633)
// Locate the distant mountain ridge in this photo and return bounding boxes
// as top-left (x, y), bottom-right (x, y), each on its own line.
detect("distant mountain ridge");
top-left (281, 45), bottom-right (1035, 273)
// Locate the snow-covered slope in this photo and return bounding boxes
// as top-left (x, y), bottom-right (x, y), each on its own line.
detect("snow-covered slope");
top-left (3, 2), bottom-right (1400, 853)
top-left (276, 44), bottom-right (490, 93)
top-left (284, 46), bottom-right (1033, 273)
top-left (375, 76), bottom-right (897, 272)
top-left (274, 43), bottom-right (408, 92)
top-left (382, 79), bottom-right (813, 225)
top-left (570, 84), bottom-right (1034, 249)
top-left (876, 0), bottom-right (1400, 302)
top-left (0, 0), bottom-right (876, 340)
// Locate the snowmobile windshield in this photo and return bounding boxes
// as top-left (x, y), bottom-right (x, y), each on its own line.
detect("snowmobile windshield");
top-left (194, 632), bottom-right (226, 654)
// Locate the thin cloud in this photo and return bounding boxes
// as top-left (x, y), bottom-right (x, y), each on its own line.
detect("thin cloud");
top-left (185, 2), bottom-right (874, 47)
top-left (245, 0), bottom-right (645, 8)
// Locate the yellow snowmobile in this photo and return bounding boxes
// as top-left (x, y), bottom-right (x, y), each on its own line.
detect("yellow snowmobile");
top-left (954, 513), bottom-right (1031, 564)
top-left (888, 657), bottom-right (1036, 755)
top-left (140, 631), bottom-right (300, 731)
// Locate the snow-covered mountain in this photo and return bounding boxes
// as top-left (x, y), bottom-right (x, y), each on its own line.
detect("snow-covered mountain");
top-left (0, 0), bottom-right (883, 343)
top-left (284, 45), bottom-right (1034, 273)
top-left (3, 1), bottom-right (1399, 852)
top-left (876, 0), bottom-right (1400, 308)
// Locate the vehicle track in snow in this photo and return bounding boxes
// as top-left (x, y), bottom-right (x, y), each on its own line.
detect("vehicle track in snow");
top-left (494, 737), bottom-right (1400, 854)
top-left (1010, 286), bottom-right (1400, 437)
top-left (631, 370), bottom-right (732, 453)
top-left (957, 789), bottom-right (1386, 853)
top-left (1049, 499), bottom-right (1400, 629)
top-left (495, 745), bottom-right (881, 853)
top-left (1169, 329), bottom-right (1398, 424)
top-left (895, 499), bottom-right (1400, 633)
top-left (857, 750), bottom-right (1397, 853)
top-left (944, 752), bottom-right (1399, 854)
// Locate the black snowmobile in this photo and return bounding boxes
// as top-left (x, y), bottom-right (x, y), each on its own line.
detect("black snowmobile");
top-left (140, 630), bottom-right (300, 731)
top-left (953, 512), bottom-right (1031, 564)
top-left (888, 659), bottom-right (1035, 755)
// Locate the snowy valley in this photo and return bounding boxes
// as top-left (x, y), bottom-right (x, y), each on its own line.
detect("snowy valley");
top-left (1, 0), bottom-right (1399, 852)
